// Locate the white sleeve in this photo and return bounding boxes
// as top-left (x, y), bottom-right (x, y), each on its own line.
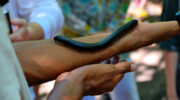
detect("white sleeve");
top-left (16, 0), bottom-right (64, 39)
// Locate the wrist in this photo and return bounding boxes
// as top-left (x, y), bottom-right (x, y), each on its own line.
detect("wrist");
top-left (67, 71), bottom-right (85, 95)
top-left (48, 72), bottom-right (85, 100)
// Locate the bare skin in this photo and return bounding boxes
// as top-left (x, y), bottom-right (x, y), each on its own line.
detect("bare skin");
top-left (14, 21), bottom-right (180, 86)
top-left (10, 18), bottom-right (44, 42)
top-left (47, 62), bottom-right (135, 100)
top-left (165, 51), bottom-right (179, 100)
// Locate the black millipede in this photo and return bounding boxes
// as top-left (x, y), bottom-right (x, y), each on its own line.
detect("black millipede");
top-left (54, 19), bottom-right (138, 50)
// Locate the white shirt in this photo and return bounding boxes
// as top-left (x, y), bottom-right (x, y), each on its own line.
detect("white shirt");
top-left (3, 0), bottom-right (64, 39)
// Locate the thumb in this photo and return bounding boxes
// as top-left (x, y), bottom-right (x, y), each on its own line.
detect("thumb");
top-left (115, 62), bottom-right (136, 73)
top-left (55, 72), bottom-right (70, 84)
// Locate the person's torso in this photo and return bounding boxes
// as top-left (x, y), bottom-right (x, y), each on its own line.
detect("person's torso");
top-left (3, 0), bottom-right (19, 19)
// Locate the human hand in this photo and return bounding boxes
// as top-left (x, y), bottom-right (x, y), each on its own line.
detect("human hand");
top-left (10, 18), bottom-right (44, 42)
top-left (55, 61), bottom-right (136, 96)
top-left (10, 18), bottom-right (30, 42)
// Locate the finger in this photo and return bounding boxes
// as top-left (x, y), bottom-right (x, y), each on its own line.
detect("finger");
top-left (112, 56), bottom-right (120, 64)
top-left (10, 27), bottom-right (28, 42)
top-left (102, 74), bottom-right (125, 93)
top-left (55, 72), bottom-right (70, 84)
top-left (13, 26), bottom-right (20, 32)
top-left (115, 62), bottom-right (136, 73)
top-left (105, 59), bottom-right (111, 64)
top-left (11, 18), bottom-right (27, 27)
top-left (112, 74), bottom-right (124, 85)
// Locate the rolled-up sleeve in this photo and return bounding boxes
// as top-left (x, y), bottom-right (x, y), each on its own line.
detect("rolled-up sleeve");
top-left (17, 0), bottom-right (64, 39)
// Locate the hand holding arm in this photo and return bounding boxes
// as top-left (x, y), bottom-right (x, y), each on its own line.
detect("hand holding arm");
top-left (14, 20), bottom-right (180, 86)
top-left (47, 61), bottom-right (135, 100)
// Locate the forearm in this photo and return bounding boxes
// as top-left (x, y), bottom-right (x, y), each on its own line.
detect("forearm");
top-left (14, 21), bottom-right (180, 86)
top-left (110, 21), bottom-right (180, 53)
top-left (14, 38), bottom-right (111, 86)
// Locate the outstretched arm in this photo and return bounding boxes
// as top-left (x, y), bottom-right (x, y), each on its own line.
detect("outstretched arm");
top-left (14, 21), bottom-right (180, 86)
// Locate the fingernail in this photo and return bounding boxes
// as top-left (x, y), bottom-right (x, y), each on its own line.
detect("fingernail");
top-left (130, 64), bottom-right (136, 71)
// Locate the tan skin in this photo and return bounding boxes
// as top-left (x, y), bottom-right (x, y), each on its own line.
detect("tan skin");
top-left (165, 51), bottom-right (179, 100)
top-left (9, 18), bottom-right (47, 100)
top-left (10, 18), bottom-right (44, 42)
top-left (14, 21), bottom-right (180, 86)
top-left (46, 21), bottom-right (180, 100)
top-left (12, 20), bottom-right (180, 100)
top-left (47, 62), bottom-right (135, 100)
